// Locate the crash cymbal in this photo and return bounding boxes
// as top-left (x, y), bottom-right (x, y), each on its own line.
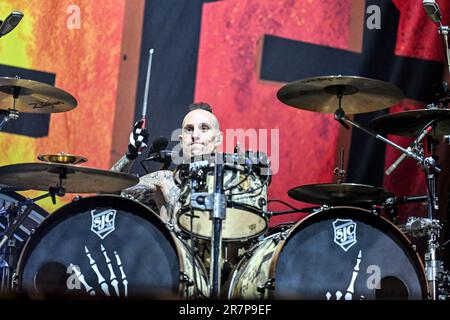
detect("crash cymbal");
top-left (369, 109), bottom-right (450, 137)
top-left (37, 152), bottom-right (87, 165)
top-left (0, 163), bottom-right (138, 193)
top-left (288, 183), bottom-right (393, 205)
top-left (277, 75), bottom-right (404, 114)
top-left (0, 77), bottom-right (77, 113)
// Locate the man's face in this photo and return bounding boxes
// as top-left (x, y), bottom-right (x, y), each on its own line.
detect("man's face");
top-left (179, 109), bottom-right (222, 159)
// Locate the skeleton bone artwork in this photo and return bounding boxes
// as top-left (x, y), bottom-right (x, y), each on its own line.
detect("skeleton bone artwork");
top-left (326, 250), bottom-right (365, 300)
top-left (67, 244), bottom-right (128, 297)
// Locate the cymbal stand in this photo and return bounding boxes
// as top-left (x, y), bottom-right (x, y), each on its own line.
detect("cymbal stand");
top-left (333, 94), bottom-right (440, 174)
top-left (188, 156), bottom-right (227, 298)
top-left (0, 187), bottom-right (64, 293)
top-left (209, 153), bottom-right (226, 298)
top-left (422, 135), bottom-right (444, 300)
top-left (0, 109), bottom-right (19, 131)
top-left (333, 93), bottom-right (447, 299)
top-left (0, 85), bottom-right (22, 131)
top-left (438, 23), bottom-right (450, 77)
top-left (333, 147), bottom-right (346, 183)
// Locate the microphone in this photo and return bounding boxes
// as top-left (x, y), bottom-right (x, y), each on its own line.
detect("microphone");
top-left (143, 137), bottom-right (176, 169)
top-left (385, 123), bottom-right (434, 175)
top-left (0, 11), bottom-right (24, 38)
top-left (423, 0), bottom-right (442, 24)
top-left (147, 136), bottom-right (168, 156)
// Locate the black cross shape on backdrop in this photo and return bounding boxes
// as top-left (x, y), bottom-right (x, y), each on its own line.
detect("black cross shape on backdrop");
top-left (259, 0), bottom-right (444, 186)
top-left (0, 64), bottom-right (55, 138)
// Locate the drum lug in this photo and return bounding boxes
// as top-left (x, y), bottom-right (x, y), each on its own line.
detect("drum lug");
top-left (257, 278), bottom-right (275, 297)
top-left (72, 195), bottom-right (83, 202)
top-left (271, 232), bottom-right (288, 245)
top-left (11, 272), bottom-right (18, 290)
top-left (180, 272), bottom-right (194, 287)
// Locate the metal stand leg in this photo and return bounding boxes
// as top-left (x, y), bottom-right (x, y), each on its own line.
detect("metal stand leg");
top-left (0, 189), bottom-right (61, 294)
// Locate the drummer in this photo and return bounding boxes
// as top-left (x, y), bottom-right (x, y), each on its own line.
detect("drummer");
top-left (111, 102), bottom-right (223, 223)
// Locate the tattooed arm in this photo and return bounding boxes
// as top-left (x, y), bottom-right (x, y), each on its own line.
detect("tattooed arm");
top-left (111, 155), bottom-right (135, 174)
top-left (120, 170), bottom-right (180, 223)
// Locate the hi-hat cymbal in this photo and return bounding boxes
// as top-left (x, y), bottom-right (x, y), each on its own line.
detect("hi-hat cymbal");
top-left (0, 163), bottom-right (138, 193)
top-left (37, 152), bottom-right (87, 165)
top-left (288, 183), bottom-right (393, 205)
top-left (369, 109), bottom-right (450, 137)
top-left (277, 75), bottom-right (404, 114)
top-left (0, 77), bottom-right (77, 113)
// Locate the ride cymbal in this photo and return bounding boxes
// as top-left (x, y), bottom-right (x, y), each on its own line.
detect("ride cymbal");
top-left (369, 109), bottom-right (450, 137)
top-left (277, 75), bottom-right (404, 114)
top-left (288, 183), bottom-right (393, 205)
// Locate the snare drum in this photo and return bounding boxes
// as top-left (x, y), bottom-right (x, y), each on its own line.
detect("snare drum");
top-left (176, 153), bottom-right (270, 242)
top-left (228, 206), bottom-right (427, 300)
top-left (17, 195), bottom-right (209, 299)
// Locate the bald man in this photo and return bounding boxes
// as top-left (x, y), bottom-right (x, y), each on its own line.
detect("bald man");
top-left (112, 102), bottom-right (223, 223)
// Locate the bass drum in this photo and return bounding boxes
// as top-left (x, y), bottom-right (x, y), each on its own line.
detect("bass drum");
top-left (228, 207), bottom-right (427, 300)
top-left (17, 195), bottom-right (209, 299)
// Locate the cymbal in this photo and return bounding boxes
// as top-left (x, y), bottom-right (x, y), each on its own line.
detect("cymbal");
top-left (37, 153), bottom-right (87, 165)
top-left (277, 75), bottom-right (404, 114)
top-left (288, 183), bottom-right (393, 205)
top-left (369, 109), bottom-right (450, 137)
top-left (0, 77), bottom-right (77, 113)
top-left (0, 163), bottom-right (138, 193)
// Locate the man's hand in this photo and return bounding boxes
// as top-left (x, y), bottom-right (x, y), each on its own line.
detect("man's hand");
top-left (126, 119), bottom-right (149, 160)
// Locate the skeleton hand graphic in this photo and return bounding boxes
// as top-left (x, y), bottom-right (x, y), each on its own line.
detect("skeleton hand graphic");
top-left (326, 250), bottom-right (365, 300)
top-left (67, 245), bottom-right (128, 297)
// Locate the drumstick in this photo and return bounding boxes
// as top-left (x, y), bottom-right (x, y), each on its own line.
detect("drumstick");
top-left (140, 48), bottom-right (155, 129)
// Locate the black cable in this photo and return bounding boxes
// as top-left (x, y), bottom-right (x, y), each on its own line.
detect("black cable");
top-left (267, 199), bottom-right (301, 211)
top-left (267, 207), bottom-right (320, 216)
top-left (186, 182), bottom-right (206, 299)
top-left (189, 205), bottom-right (201, 299)
top-left (139, 159), bottom-right (150, 174)
top-left (230, 173), bottom-right (271, 197)
top-left (223, 172), bottom-right (251, 192)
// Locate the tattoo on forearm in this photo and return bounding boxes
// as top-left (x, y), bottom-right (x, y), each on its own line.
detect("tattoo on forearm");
top-left (111, 155), bottom-right (134, 173)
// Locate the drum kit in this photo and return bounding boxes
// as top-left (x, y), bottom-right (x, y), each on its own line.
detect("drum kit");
top-left (0, 71), bottom-right (449, 300)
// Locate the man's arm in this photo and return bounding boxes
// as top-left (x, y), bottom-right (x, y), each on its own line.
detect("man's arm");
top-left (111, 155), bottom-right (135, 173)
top-left (120, 171), bottom-right (179, 206)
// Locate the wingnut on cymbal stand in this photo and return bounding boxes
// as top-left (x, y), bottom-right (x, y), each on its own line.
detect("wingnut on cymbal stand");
top-left (0, 187), bottom-right (64, 293)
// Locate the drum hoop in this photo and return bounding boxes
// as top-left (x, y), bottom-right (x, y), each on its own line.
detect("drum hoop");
top-left (265, 206), bottom-right (427, 299)
top-left (16, 194), bottom-right (182, 291)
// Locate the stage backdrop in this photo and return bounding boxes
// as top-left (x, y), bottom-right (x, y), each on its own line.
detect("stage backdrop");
top-left (0, 0), bottom-right (448, 229)
top-left (133, 0), bottom-right (449, 227)
top-left (0, 0), bottom-right (126, 211)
